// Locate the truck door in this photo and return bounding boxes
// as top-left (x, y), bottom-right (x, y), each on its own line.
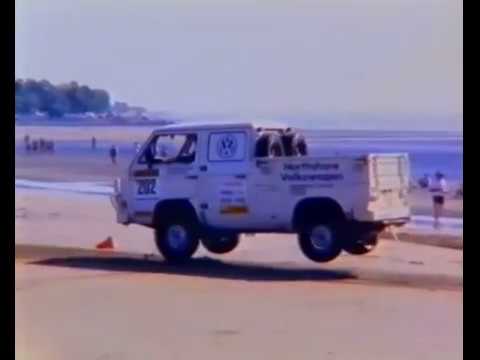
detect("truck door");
top-left (196, 130), bottom-right (254, 229)
top-left (128, 132), bottom-right (199, 225)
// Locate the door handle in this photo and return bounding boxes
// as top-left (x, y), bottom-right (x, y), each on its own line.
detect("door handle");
top-left (186, 175), bottom-right (198, 180)
top-left (235, 174), bottom-right (247, 179)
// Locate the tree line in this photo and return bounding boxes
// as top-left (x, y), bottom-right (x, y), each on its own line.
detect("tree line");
top-left (15, 79), bottom-right (111, 117)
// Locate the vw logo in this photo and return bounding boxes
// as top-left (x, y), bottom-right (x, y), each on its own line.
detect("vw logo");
top-left (216, 134), bottom-right (238, 159)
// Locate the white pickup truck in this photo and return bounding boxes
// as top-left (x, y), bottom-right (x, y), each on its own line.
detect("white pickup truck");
top-left (111, 122), bottom-right (410, 263)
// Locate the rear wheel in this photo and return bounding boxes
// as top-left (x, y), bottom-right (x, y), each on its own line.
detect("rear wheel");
top-left (155, 218), bottom-right (199, 263)
top-left (201, 234), bottom-right (240, 254)
top-left (344, 231), bottom-right (379, 255)
top-left (298, 222), bottom-right (344, 263)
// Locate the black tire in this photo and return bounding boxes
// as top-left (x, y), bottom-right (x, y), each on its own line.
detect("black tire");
top-left (155, 217), bottom-right (200, 263)
top-left (298, 222), bottom-right (344, 263)
top-left (201, 234), bottom-right (240, 254)
top-left (344, 232), bottom-right (379, 255)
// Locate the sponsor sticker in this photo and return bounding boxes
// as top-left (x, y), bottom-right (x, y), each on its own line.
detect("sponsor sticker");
top-left (281, 161), bottom-right (343, 182)
top-left (220, 206), bottom-right (249, 215)
top-left (218, 180), bottom-right (247, 215)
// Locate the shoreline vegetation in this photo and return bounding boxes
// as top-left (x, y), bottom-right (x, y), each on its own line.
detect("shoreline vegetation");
top-left (15, 78), bottom-right (174, 126)
top-left (16, 79), bottom-right (110, 117)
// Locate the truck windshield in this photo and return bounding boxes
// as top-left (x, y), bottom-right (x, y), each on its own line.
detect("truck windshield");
top-left (139, 133), bottom-right (197, 164)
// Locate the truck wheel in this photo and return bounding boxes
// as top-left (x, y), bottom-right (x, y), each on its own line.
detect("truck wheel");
top-left (344, 232), bottom-right (379, 255)
top-left (155, 219), bottom-right (199, 263)
top-left (298, 222), bottom-right (343, 263)
top-left (201, 234), bottom-right (240, 254)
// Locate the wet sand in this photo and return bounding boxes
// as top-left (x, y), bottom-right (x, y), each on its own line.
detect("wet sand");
top-left (15, 188), bottom-right (463, 282)
top-left (15, 124), bottom-right (156, 143)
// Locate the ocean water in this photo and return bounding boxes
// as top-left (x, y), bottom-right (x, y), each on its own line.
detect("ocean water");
top-left (305, 130), bottom-right (463, 182)
top-left (17, 129), bottom-right (463, 183)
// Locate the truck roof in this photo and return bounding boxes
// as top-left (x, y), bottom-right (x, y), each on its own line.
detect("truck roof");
top-left (155, 121), bottom-right (291, 133)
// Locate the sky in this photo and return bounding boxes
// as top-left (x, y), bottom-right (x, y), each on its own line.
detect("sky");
top-left (15, 0), bottom-right (462, 131)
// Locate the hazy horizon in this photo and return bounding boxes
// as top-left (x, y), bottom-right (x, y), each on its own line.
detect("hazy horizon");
top-left (15, 0), bottom-right (462, 131)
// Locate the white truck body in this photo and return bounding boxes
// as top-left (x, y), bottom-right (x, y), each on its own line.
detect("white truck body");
top-left (111, 122), bottom-right (410, 263)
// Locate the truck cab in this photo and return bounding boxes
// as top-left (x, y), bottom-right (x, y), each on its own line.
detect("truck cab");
top-left (112, 122), bottom-right (410, 263)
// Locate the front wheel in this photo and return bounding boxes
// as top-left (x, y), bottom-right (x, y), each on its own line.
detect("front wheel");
top-left (201, 234), bottom-right (240, 254)
top-left (298, 222), bottom-right (343, 263)
top-left (155, 219), bottom-right (200, 263)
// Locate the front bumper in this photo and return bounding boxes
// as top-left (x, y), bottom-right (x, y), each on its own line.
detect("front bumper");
top-left (110, 193), bottom-right (130, 225)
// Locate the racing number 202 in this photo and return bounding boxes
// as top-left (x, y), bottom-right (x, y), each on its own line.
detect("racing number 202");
top-left (137, 179), bottom-right (156, 195)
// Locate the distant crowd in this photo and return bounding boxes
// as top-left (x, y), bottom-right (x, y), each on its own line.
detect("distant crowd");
top-left (23, 135), bottom-right (55, 153)
top-left (22, 133), bottom-right (142, 166)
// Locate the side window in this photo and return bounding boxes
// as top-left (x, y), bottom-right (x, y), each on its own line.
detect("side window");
top-left (139, 133), bottom-right (197, 164)
top-left (208, 132), bottom-right (247, 162)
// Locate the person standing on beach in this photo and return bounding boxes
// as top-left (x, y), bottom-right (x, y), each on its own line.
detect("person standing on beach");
top-left (39, 138), bottom-right (45, 152)
top-left (24, 134), bottom-right (30, 152)
top-left (429, 172), bottom-right (448, 228)
top-left (134, 142), bottom-right (141, 153)
top-left (91, 136), bottom-right (97, 150)
top-left (109, 145), bottom-right (117, 164)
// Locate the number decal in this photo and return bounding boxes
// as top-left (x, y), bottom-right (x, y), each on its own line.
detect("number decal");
top-left (137, 179), bottom-right (156, 195)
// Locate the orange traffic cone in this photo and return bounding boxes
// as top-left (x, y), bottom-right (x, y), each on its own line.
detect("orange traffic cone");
top-left (96, 236), bottom-right (115, 250)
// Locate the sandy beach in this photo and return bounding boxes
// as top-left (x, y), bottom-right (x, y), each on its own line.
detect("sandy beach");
top-left (15, 0), bottom-right (463, 356)
top-left (15, 125), bottom-right (462, 359)
top-left (15, 188), bottom-right (462, 360)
